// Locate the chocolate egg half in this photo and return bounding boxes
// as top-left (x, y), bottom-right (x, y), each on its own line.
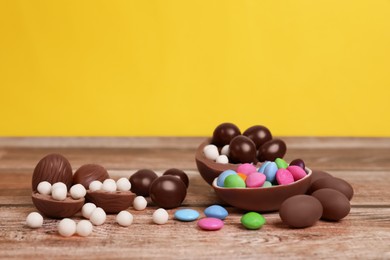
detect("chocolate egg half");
top-left (73, 164), bottom-right (109, 189)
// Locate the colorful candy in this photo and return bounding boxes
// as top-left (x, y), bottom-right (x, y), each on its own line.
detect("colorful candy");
top-left (236, 163), bottom-right (257, 175)
top-left (245, 173), bottom-right (266, 188)
top-left (204, 205), bottom-right (228, 220)
top-left (241, 212), bottom-right (266, 230)
top-left (197, 217), bottom-right (224, 231)
top-left (224, 174), bottom-right (246, 188)
top-left (174, 209), bottom-right (200, 222)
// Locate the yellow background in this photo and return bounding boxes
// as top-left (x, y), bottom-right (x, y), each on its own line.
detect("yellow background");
top-left (1, 0), bottom-right (389, 136)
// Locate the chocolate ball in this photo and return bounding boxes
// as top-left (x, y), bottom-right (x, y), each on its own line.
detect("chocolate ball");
top-left (257, 139), bottom-right (287, 162)
top-left (289, 159), bottom-right (305, 170)
top-left (32, 153), bottom-right (73, 191)
top-left (73, 164), bottom-right (109, 189)
top-left (308, 177), bottom-right (354, 200)
top-left (129, 169), bottom-right (158, 197)
top-left (149, 175), bottom-right (187, 209)
top-left (228, 135), bottom-right (257, 164)
top-left (243, 125), bottom-right (272, 148)
top-left (312, 188), bottom-right (351, 221)
top-left (163, 168), bottom-right (189, 188)
top-left (211, 123), bottom-right (241, 147)
top-left (310, 170), bottom-right (333, 184)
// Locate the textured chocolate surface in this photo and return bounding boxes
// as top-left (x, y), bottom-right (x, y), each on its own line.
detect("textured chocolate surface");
top-left (243, 125), bottom-right (272, 149)
top-left (257, 139), bottom-right (287, 162)
top-left (289, 159), bottom-right (305, 170)
top-left (73, 164), bottom-right (109, 189)
top-left (32, 153), bottom-right (73, 191)
top-left (163, 168), bottom-right (189, 188)
top-left (85, 190), bottom-right (135, 214)
top-left (129, 169), bottom-right (158, 196)
top-left (310, 170), bottom-right (333, 184)
top-left (149, 175), bottom-right (187, 209)
top-left (229, 135), bottom-right (257, 164)
top-left (211, 122), bottom-right (241, 147)
top-left (31, 192), bottom-right (84, 218)
top-left (312, 188), bottom-right (351, 221)
top-left (308, 177), bottom-right (354, 200)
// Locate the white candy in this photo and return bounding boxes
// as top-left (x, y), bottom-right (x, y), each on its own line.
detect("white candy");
top-left (89, 180), bottom-right (103, 191)
top-left (203, 144), bottom-right (219, 161)
top-left (116, 177), bottom-right (131, 191)
top-left (116, 211), bottom-right (133, 227)
top-left (51, 186), bottom-right (67, 201)
top-left (70, 184), bottom-right (86, 199)
top-left (153, 208), bottom-right (169, 225)
top-left (216, 155), bottom-right (229, 164)
top-left (37, 181), bottom-right (52, 195)
top-left (102, 179), bottom-right (117, 192)
top-left (52, 182), bottom-right (67, 192)
top-left (90, 207), bottom-right (106, 225)
top-left (221, 145), bottom-right (230, 156)
top-left (26, 212), bottom-right (43, 228)
top-left (82, 203), bottom-right (97, 219)
top-left (76, 220), bottom-right (93, 237)
top-left (133, 196), bottom-right (147, 211)
top-left (58, 218), bottom-right (76, 237)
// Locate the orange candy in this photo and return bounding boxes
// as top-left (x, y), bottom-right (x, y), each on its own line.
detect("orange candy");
top-left (237, 173), bottom-right (247, 181)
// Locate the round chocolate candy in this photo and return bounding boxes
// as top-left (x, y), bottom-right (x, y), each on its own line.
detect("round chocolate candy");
top-left (310, 170), bottom-right (333, 184)
top-left (308, 177), bottom-right (354, 200)
top-left (129, 169), bottom-right (158, 197)
top-left (289, 159), bottom-right (305, 170)
top-left (149, 175), bottom-right (187, 209)
top-left (163, 168), bottom-right (189, 188)
top-left (73, 164), bottom-right (109, 189)
top-left (279, 195), bottom-right (323, 228)
top-left (257, 139), bottom-right (287, 162)
top-left (243, 125), bottom-right (272, 149)
top-left (229, 135), bottom-right (257, 164)
top-left (312, 188), bottom-right (351, 221)
top-left (211, 123), bottom-right (241, 147)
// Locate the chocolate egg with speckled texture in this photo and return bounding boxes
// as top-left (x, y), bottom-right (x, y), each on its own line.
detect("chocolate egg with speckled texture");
top-left (163, 168), bottom-right (189, 188)
top-left (130, 169), bottom-right (158, 197)
top-left (211, 123), bottom-right (241, 147)
top-left (308, 177), bottom-right (354, 200)
top-left (149, 175), bottom-right (187, 209)
top-left (312, 188), bottom-right (351, 221)
top-left (229, 135), bottom-right (257, 164)
top-left (243, 125), bottom-right (272, 149)
top-left (257, 139), bottom-right (287, 162)
top-left (73, 164), bottom-right (109, 189)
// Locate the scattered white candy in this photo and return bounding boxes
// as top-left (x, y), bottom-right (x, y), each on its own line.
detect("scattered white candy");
top-left (89, 180), bottom-right (103, 191)
top-left (76, 220), bottom-right (93, 237)
top-left (203, 145), bottom-right (219, 161)
top-left (52, 182), bottom-right (67, 192)
top-left (70, 184), bottom-right (86, 199)
top-left (153, 208), bottom-right (169, 225)
top-left (216, 155), bottom-right (229, 164)
top-left (221, 145), bottom-right (230, 156)
top-left (37, 181), bottom-right (52, 195)
top-left (26, 212), bottom-right (43, 228)
top-left (58, 218), bottom-right (76, 237)
top-left (116, 211), bottom-right (133, 227)
top-left (90, 207), bottom-right (106, 225)
top-left (82, 203), bottom-right (97, 219)
top-left (102, 179), bottom-right (117, 192)
top-left (116, 177), bottom-right (131, 191)
top-left (51, 186), bottom-right (67, 201)
top-left (133, 196), bottom-right (147, 211)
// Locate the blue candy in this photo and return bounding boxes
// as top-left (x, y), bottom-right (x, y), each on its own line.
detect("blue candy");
top-left (258, 161), bottom-right (271, 173)
top-left (217, 170), bottom-right (236, 187)
top-left (263, 162), bottom-right (278, 182)
top-left (174, 209), bottom-right (200, 222)
top-left (204, 205), bottom-right (228, 220)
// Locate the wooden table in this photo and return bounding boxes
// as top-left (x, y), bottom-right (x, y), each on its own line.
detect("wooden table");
top-left (1, 137), bottom-right (389, 259)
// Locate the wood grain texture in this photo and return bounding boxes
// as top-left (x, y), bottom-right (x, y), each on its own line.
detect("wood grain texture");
top-left (0, 137), bottom-right (389, 259)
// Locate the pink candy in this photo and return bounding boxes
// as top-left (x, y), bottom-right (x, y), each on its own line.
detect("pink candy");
top-left (276, 169), bottom-right (294, 185)
top-left (197, 217), bottom-right (224, 231)
top-left (245, 173), bottom-right (266, 188)
top-left (236, 163), bottom-right (257, 176)
top-left (287, 166), bottom-right (307, 181)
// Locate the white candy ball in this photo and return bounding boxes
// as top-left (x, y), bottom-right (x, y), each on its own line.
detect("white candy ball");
top-left (26, 212), bottom-right (43, 228)
top-left (70, 184), bottom-right (86, 199)
top-left (221, 145), bottom-right (230, 156)
top-left (102, 179), bottom-right (117, 192)
top-left (76, 220), bottom-right (93, 237)
top-left (90, 207), bottom-right (106, 225)
top-left (37, 181), bottom-right (52, 195)
top-left (52, 182), bottom-right (67, 192)
top-left (58, 218), bottom-right (76, 237)
top-left (153, 208), bottom-right (169, 225)
top-left (116, 177), bottom-right (131, 191)
top-left (133, 196), bottom-right (147, 211)
top-left (216, 155), bottom-right (229, 164)
top-left (89, 180), bottom-right (103, 191)
top-left (116, 211), bottom-right (133, 227)
top-left (203, 144), bottom-right (219, 160)
top-left (82, 203), bottom-right (97, 219)
top-left (51, 186), bottom-right (67, 201)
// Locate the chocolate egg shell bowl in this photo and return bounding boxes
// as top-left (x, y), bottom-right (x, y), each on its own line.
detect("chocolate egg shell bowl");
top-left (85, 190), bottom-right (135, 214)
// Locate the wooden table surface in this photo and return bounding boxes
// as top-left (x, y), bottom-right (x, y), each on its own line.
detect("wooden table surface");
top-left (1, 137), bottom-right (389, 259)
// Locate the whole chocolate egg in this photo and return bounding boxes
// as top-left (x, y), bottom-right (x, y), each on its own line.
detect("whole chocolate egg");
top-left (309, 170), bottom-right (333, 184)
top-left (149, 175), bottom-right (187, 209)
top-left (257, 139), bottom-right (287, 162)
top-left (229, 135), bottom-right (257, 164)
top-left (129, 169), bottom-right (158, 196)
top-left (32, 153), bottom-right (73, 191)
top-left (279, 195), bottom-right (323, 228)
top-left (163, 168), bottom-right (189, 188)
top-left (243, 125), bottom-right (272, 149)
top-left (211, 123), bottom-right (241, 147)
top-left (312, 188), bottom-right (351, 221)
top-left (73, 164), bottom-right (109, 189)
top-left (289, 159), bottom-right (305, 170)
top-left (308, 177), bottom-right (354, 200)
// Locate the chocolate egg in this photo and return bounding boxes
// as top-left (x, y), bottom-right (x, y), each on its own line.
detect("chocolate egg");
top-left (243, 125), bottom-right (272, 148)
top-left (163, 168), bottom-right (189, 188)
top-left (308, 177), bottom-right (354, 200)
top-left (32, 154), bottom-right (73, 191)
top-left (312, 188), bottom-right (350, 221)
top-left (257, 139), bottom-right (287, 162)
top-left (279, 195), bottom-right (323, 228)
top-left (310, 170), bottom-right (333, 184)
top-left (229, 135), bottom-right (257, 163)
top-left (129, 169), bottom-right (158, 196)
top-left (211, 123), bottom-right (241, 147)
top-left (289, 159), bottom-right (305, 170)
top-left (149, 175), bottom-right (187, 209)
top-left (73, 164), bottom-right (109, 189)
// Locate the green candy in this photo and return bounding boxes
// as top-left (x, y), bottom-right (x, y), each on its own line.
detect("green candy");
top-left (262, 181), bottom-right (272, 188)
top-left (275, 158), bottom-right (288, 169)
top-left (224, 174), bottom-right (246, 188)
top-left (241, 212), bottom-right (266, 230)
